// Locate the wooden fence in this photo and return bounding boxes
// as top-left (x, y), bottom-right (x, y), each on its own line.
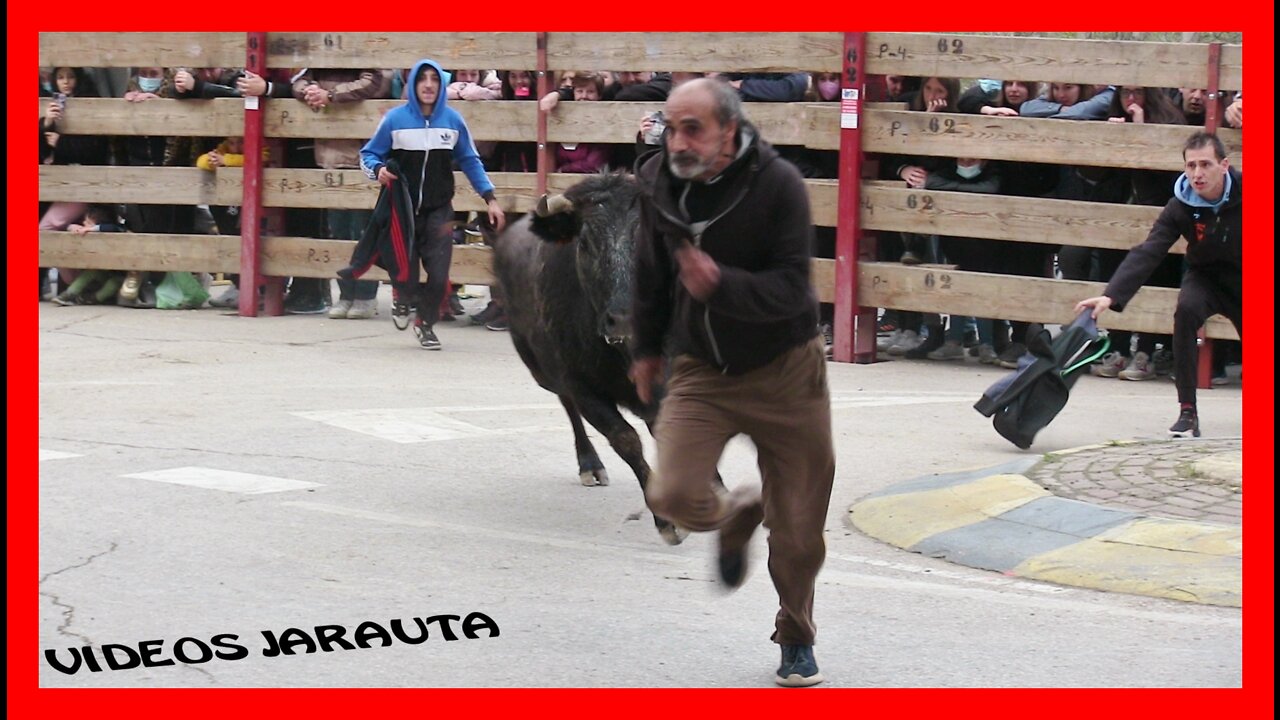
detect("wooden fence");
top-left (38, 32), bottom-right (1243, 345)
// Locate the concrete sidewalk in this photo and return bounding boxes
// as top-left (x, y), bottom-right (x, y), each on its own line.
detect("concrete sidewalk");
top-left (848, 438), bottom-right (1243, 607)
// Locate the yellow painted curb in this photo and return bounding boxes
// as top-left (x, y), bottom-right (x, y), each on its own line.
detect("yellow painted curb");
top-left (850, 474), bottom-right (1049, 550)
top-left (1012, 532), bottom-right (1241, 607)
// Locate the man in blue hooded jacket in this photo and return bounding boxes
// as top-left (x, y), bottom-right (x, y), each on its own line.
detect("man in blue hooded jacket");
top-left (361, 59), bottom-right (506, 349)
top-left (1076, 132), bottom-right (1242, 438)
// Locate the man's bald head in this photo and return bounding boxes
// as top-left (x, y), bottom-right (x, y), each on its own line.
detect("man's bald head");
top-left (668, 77), bottom-right (744, 129)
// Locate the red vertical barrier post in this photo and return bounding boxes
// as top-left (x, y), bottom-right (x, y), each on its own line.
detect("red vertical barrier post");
top-left (1195, 42), bottom-right (1224, 389)
top-left (238, 32), bottom-right (267, 317)
top-left (832, 32), bottom-right (874, 363)
top-left (535, 32), bottom-right (551, 197)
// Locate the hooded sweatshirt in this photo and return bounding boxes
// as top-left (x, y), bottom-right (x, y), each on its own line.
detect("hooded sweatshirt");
top-left (632, 121), bottom-right (819, 375)
top-left (1105, 167), bottom-right (1242, 311)
top-left (360, 59), bottom-right (495, 213)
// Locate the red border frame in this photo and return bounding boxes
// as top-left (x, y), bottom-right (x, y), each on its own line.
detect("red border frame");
top-left (13, 8), bottom-right (1274, 717)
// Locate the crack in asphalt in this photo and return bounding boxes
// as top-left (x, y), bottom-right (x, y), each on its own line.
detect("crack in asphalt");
top-left (40, 541), bottom-right (120, 646)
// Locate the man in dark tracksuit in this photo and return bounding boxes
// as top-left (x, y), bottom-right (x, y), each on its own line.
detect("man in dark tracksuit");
top-left (1076, 132), bottom-right (1242, 438)
top-left (629, 78), bottom-right (835, 687)
top-left (360, 59), bottom-right (505, 349)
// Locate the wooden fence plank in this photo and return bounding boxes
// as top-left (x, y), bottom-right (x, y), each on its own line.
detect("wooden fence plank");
top-left (864, 33), bottom-right (1243, 90)
top-left (809, 260), bottom-right (1237, 340)
top-left (37, 98), bottom-right (244, 137)
top-left (39, 166), bottom-right (221, 205)
top-left (544, 33), bottom-right (842, 72)
top-left (39, 32), bottom-right (246, 69)
top-left (860, 109), bottom-right (1244, 171)
top-left (38, 232), bottom-right (240, 274)
top-left (859, 185), bottom-right (1186, 253)
top-left (263, 33), bottom-right (536, 70)
top-left (259, 238), bottom-right (495, 285)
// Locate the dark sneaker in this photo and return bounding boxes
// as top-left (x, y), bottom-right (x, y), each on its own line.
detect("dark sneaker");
top-left (449, 293), bottom-right (466, 316)
top-left (485, 314), bottom-right (509, 332)
top-left (284, 294), bottom-right (330, 315)
top-left (413, 321), bottom-right (442, 350)
top-left (1169, 408), bottom-right (1200, 438)
top-left (471, 301), bottom-right (500, 326)
top-left (904, 327), bottom-right (944, 359)
top-left (997, 342), bottom-right (1028, 369)
top-left (391, 289), bottom-right (415, 331)
top-left (717, 547), bottom-right (746, 589)
top-left (775, 645), bottom-right (824, 687)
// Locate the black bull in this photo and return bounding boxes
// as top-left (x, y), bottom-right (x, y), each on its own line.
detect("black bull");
top-left (491, 172), bottom-right (688, 545)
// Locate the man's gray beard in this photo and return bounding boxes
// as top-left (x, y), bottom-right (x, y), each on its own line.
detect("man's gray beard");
top-left (668, 155), bottom-right (709, 180)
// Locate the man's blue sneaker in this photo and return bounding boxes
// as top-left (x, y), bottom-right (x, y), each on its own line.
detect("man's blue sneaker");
top-left (775, 644), bottom-right (824, 687)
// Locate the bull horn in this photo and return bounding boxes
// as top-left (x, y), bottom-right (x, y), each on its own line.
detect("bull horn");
top-left (535, 193), bottom-right (574, 217)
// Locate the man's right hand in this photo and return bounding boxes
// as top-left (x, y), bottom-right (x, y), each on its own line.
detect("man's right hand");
top-left (629, 356), bottom-right (665, 405)
top-left (377, 166), bottom-right (399, 186)
top-left (1075, 295), bottom-right (1114, 319)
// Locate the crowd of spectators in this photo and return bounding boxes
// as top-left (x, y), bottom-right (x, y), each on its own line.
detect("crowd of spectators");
top-left (37, 61), bottom-right (1243, 381)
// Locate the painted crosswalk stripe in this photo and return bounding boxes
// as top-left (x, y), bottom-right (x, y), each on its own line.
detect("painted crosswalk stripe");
top-left (292, 408), bottom-right (563, 443)
top-left (121, 467), bottom-right (321, 494)
top-left (40, 449), bottom-right (82, 462)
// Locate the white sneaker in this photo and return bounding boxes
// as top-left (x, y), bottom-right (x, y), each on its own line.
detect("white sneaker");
top-left (887, 330), bottom-right (921, 356)
top-left (346, 298), bottom-right (377, 319)
top-left (1118, 351), bottom-right (1156, 381)
top-left (209, 286), bottom-right (240, 308)
top-left (877, 329), bottom-right (903, 352)
top-left (1090, 351), bottom-right (1128, 378)
top-left (328, 299), bottom-right (353, 319)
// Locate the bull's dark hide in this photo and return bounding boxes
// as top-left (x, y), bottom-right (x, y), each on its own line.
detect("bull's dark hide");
top-left (491, 172), bottom-right (684, 544)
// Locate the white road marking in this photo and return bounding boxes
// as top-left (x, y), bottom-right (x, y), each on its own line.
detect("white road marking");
top-left (830, 395), bottom-right (974, 410)
top-left (286, 500), bottom-right (1240, 627)
top-left (294, 395), bottom-right (977, 444)
top-left (292, 408), bottom-right (564, 443)
top-left (40, 449), bottom-right (82, 462)
top-left (40, 380), bottom-right (166, 387)
top-left (122, 467), bottom-right (321, 494)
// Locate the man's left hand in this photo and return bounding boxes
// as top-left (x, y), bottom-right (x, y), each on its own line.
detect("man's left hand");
top-left (675, 240), bottom-right (720, 302)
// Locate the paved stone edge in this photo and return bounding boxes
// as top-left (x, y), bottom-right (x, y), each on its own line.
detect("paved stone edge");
top-left (847, 446), bottom-right (1242, 608)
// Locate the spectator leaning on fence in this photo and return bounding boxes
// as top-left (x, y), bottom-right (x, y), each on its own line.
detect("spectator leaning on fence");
top-left (293, 67), bottom-right (393, 321)
top-left (877, 75), bottom-right (960, 358)
top-left (1075, 131), bottom-right (1241, 439)
top-left (360, 59), bottom-right (506, 351)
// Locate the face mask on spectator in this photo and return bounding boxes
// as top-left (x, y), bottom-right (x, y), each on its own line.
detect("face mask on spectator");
top-left (978, 78), bottom-right (1001, 98)
top-left (138, 76), bottom-right (163, 93)
top-left (817, 80), bottom-right (840, 101)
top-left (956, 161), bottom-right (984, 180)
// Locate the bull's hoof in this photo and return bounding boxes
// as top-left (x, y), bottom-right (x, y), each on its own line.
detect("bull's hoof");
top-left (579, 469), bottom-right (610, 487)
top-left (658, 522), bottom-right (689, 546)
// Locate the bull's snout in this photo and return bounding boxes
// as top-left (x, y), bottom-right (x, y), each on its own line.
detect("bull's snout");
top-left (602, 311), bottom-right (632, 345)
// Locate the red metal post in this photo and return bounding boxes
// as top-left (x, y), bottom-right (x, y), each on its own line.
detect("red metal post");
top-left (238, 32), bottom-right (267, 317)
top-left (832, 32), bottom-right (874, 363)
top-left (535, 32), bottom-right (551, 197)
top-left (1195, 42), bottom-right (1225, 389)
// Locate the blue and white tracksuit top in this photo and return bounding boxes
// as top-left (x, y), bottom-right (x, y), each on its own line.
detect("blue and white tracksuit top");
top-left (360, 59), bottom-right (495, 213)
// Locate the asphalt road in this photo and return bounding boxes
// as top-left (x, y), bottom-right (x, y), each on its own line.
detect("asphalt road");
top-left (36, 290), bottom-right (1244, 687)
